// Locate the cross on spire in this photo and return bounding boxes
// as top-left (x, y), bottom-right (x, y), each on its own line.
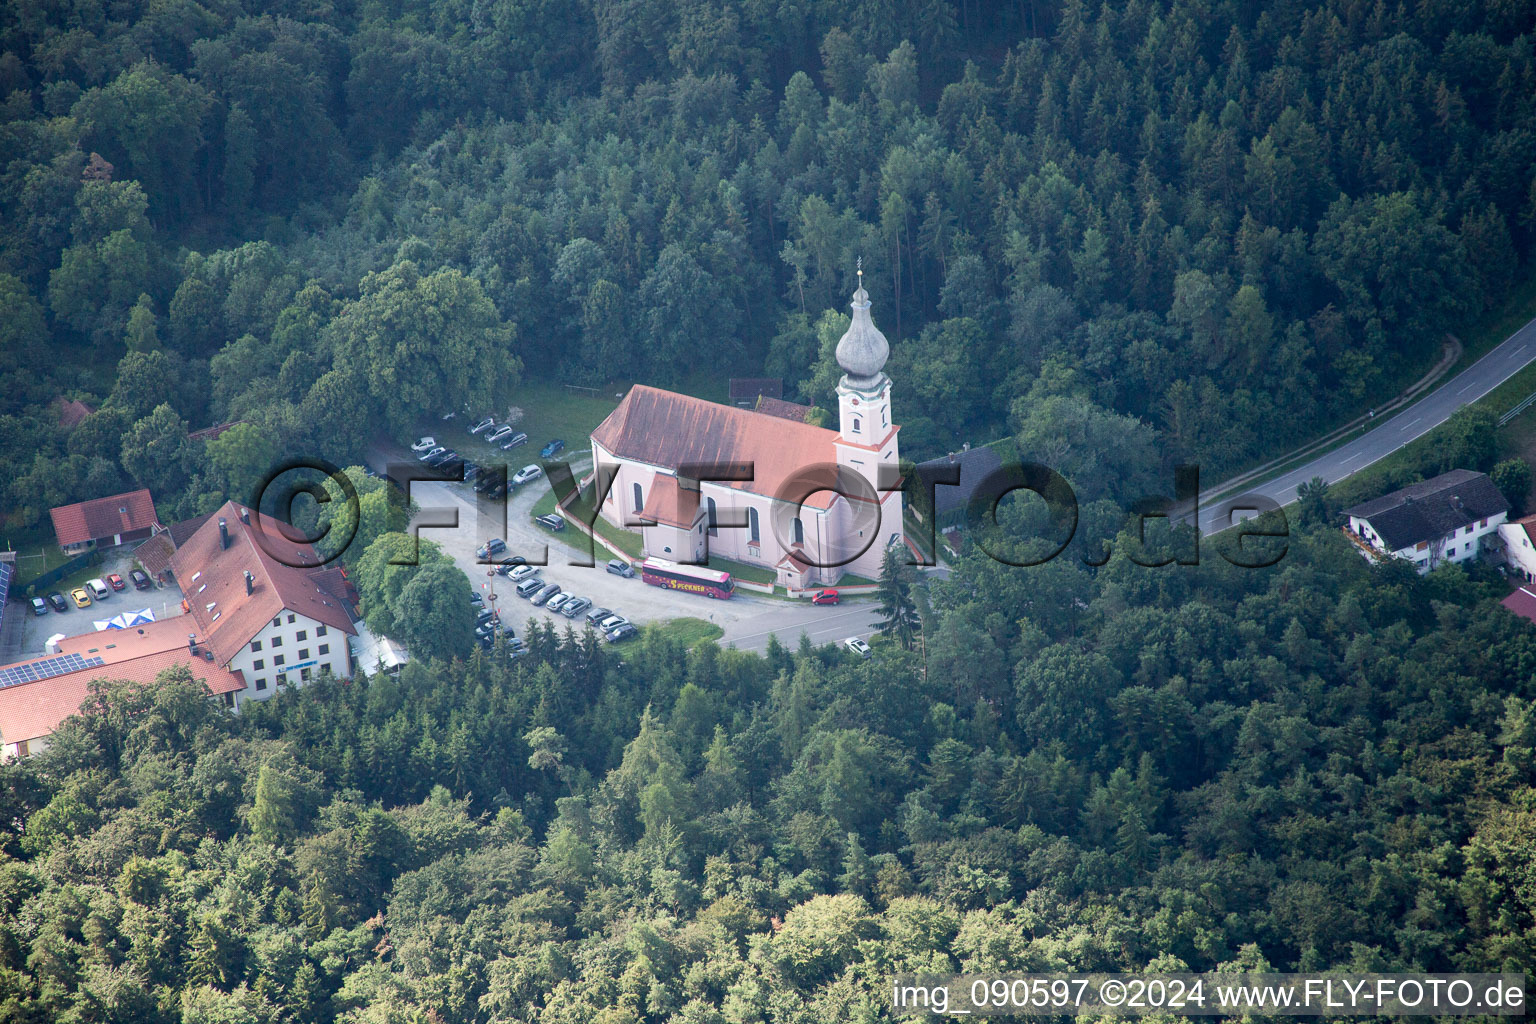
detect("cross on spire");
top-left (856, 255), bottom-right (863, 281)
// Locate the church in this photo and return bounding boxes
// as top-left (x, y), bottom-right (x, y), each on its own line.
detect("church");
top-left (588, 274), bottom-right (905, 589)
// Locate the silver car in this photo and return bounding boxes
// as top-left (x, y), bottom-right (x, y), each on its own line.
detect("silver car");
top-left (561, 596), bottom-right (591, 618)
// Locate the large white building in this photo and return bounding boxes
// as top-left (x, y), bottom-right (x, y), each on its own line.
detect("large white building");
top-left (589, 275), bottom-right (907, 589)
top-left (1343, 469), bottom-right (1509, 572)
top-left (169, 501), bottom-right (356, 701)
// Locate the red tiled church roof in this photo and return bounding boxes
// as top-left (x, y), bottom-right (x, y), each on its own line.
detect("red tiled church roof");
top-left (592, 386), bottom-right (847, 510)
top-left (50, 489), bottom-right (160, 547)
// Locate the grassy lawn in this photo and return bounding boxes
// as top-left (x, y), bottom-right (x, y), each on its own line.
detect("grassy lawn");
top-left (647, 617), bottom-right (724, 648)
top-left (702, 553), bottom-right (776, 584)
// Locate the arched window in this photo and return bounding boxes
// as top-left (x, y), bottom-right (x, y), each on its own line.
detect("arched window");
top-left (748, 507), bottom-right (760, 544)
top-left (633, 482), bottom-right (643, 513)
top-left (706, 497), bottom-right (718, 536)
top-left (792, 517), bottom-right (804, 545)
top-left (851, 416), bottom-right (861, 433)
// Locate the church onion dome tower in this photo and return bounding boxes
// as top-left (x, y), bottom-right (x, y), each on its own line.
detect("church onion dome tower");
top-left (836, 263), bottom-right (889, 388)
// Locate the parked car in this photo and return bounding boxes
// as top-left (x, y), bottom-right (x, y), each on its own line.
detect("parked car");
top-left (598, 614), bottom-right (629, 632)
top-left (606, 559), bottom-right (635, 578)
top-left (468, 416), bottom-right (496, 435)
top-left (438, 456), bottom-right (465, 475)
top-left (86, 578), bottom-right (110, 601)
top-left (477, 538), bottom-right (508, 560)
top-left (843, 637), bottom-right (872, 658)
top-left (107, 573), bottom-right (126, 591)
top-left (585, 606), bottom-right (612, 625)
top-left (426, 448), bottom-right (455, 465)
top-left (30, 596), bottom-right (48, 616)
top-left (811, 588), bottom-right (839, 605)
top-left (515, 576), bottom-right (546, 598)
top-left (545, 593), bottom-right (570, 614)
top-left (130, 569), bottom-right (152, 590)
top-left (562, 596), bottom-right (591, 618)
top-left (476, 606), bottom-right (495, 624)
top-left (417, 445), bottom-right (446, 462)
top-left (486, 424), bottom-right (515, 443)
top-left (484, 482), bottom-right (507, 499)
top-left (508, 564), bottom-right (538, 582)
top-left (474, 473), bottom-right (501, 492)
top-left (411, 436), bottom-right (437, 452)
top-left (71, 587), bottom-right (92, 608)
top-left (530, 583), bottom-right (561, 607)
top-left (462, 462), bottom-right (480, 481)
top-left (606, 623), bottom-right (639, 643)
top-left (470, 590), bottom-right (484, 607)
top-left (47, 592), bottom-right (68, 612)
top-left (512, 464), bottom-right (543, 486)
top-left (535, 513), bottom-right (565, 532)
top-left (540, 439), bottom-right (566, 458)
top-left (500, 432), bottom-right (529, 450)
top-left (474, 622), bottom-right (498, 640)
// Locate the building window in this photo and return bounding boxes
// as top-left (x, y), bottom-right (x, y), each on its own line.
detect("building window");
top-left (301, 668), bottom-right (312, 681)
top-left (663, 546), bottom-right (672, 554)
top-left (272, 617), bottom-right (280, 628)
top-left (1416, 541), bottom-right (1428, 551)
top-left (250, 639), bottom-right (262, 652)
top-left (316, 625), bottom-right (327, 637)
top-left (319, 643), bottom-right (329, 655)
top-left (882, 407), bottom-right (888, 427)
top-left (253, 659), bottom-right (264, 670)
top-left (706, 497), bottom-right (718, 537)
top-left (277, 673), bottom-right (287, 686)
top-left (793, 517), bottom-right (804, 545)
top-left (287, 614), bottom-right (296, 624)
top-left (633, 482), bottom-right (644, 512)
top-left (223, 692), bottom-right (234, 707)
top-left (274, 654), bottom-right (286, 666)
top-left (299, 648), bottom-right (309, 660)
top-left (271, 636), bottom-right (283, 647)
top-left (852, 416), bottom-right (861, 433)
top-left (255, 678), bottom-right (267, 691)
top-left (17, 740), bottom-right (28, 757)
top-left (748, 507), bottom-right (760, 544)
top-left (296, 629), bottom-right (307, 641)
top-left (1447, 546), bottom-right (1456, 556)
top-left (1481, 518), bottom-right (1489, 528)
top-left (1465, 525), bottom-right (1473, 535)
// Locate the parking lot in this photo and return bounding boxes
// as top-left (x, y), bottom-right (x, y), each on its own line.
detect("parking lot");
top-left (378, 441), bottom-right (885, 654)
top-left (7, 547), bottom-right (188, 660)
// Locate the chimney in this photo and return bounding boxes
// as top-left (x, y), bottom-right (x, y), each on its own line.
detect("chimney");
top-left (244, 570), bottom-right (254, 596)
top-left (239, 507), bottom-right (250, 525)
top-left (947, 451), bottom-right (956, 462)
top-left (187, 633), bottom-right (197, 655)
top-left (218, 518), bottom-right (229, 549)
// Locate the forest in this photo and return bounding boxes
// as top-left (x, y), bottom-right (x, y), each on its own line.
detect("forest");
top-left (4, 0), bottom-right (1536, 1020)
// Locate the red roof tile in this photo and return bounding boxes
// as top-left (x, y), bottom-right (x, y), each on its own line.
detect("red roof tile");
top-left (50, 489), bottom-right (160, 548)
top-left (169, 502), bottom-right (356, 666)
top-left (1501, 585), bottom-right (1536, 625)
top-left (640, 474), bottom-right (697, 528)
top-left (52, 398), bottom-right (95, 429)
top-left (593, 386), bottom-right (850, 510)
top-left (0, 618), bottom-right (245, 746)
top-left (755, 396), bottom-right (814, 423)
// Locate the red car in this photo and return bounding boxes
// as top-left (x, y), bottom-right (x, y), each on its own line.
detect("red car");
top-left (107, 573), bottom-right (126, 591)
top-left (811, 589), bottom-right (839, 605)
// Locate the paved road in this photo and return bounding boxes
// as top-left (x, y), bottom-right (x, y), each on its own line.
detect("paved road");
top-left (372, 441), bottom-right (881, 656)
top-left (1201, 315), bottom-right (1536, 534)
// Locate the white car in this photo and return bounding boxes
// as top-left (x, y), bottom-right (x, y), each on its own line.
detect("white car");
top-left (486, 424), bottom-right (515, 443)
top-left (512, 464), bottom-right (543, 486)
top-left (468, 416), bottom-right (496, 435)
top-left (508, 564), bottom-right (538, 582)
top-left (410, 436), bottom-right (437, 452)
top-left (842, 637), bottom-right (872, 658)
top-left (598, 614), bottom-right (629, 633)
top-left (545, 593), bottom-right (570, 614)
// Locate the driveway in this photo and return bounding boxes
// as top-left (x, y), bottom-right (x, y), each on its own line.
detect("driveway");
top-left (1201, 313), bottom-right (1536, 533)
top-left (6, 547), bottom-right (187, 661)
top-left (383, 448), bottom-right (885, 654)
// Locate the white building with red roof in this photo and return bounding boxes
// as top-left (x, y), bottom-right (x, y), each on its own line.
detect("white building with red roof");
top-left (168, 501), bottom-right (356, 702)
top-left (49, 488), bottom-right (162, 555)
top-left (589, 274), bottom-right (905, 589)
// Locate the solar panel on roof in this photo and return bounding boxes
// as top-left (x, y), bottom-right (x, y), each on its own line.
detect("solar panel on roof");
top-left (0, 561), bottom-right (12, 643)
top-left (0, 653), bottom-right (106, 690)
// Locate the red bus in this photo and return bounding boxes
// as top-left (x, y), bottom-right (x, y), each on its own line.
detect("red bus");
top-left (641, 557), bottom-right (735, 599)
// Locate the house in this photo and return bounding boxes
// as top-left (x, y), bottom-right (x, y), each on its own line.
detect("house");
top-left (914, 444), bottom-right (1003, 526)
top-left (167, 501), bottom-right (356, 702)
top-left (51, 397), bottom-right (95, 429)
top-left (1498, 513), bottom-right (1536, 582)
top-left (50, 488), bottom-right (162, 555)
top-left (0, 617), bottom-right (246, 759)
top-left (1501, 585), bottom-right (1536, 626)
top-left (1343, 469), bottom-right (1509, 572)
top-left (729, 378), bottom-right (783, 408)
top-left (589, 275), bottom-right (905, 589)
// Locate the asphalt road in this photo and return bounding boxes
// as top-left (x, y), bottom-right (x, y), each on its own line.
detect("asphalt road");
top-left (1200, 315), bottom-right (1536, 534)
top-left (370, 441), bottom-right (882, 656)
